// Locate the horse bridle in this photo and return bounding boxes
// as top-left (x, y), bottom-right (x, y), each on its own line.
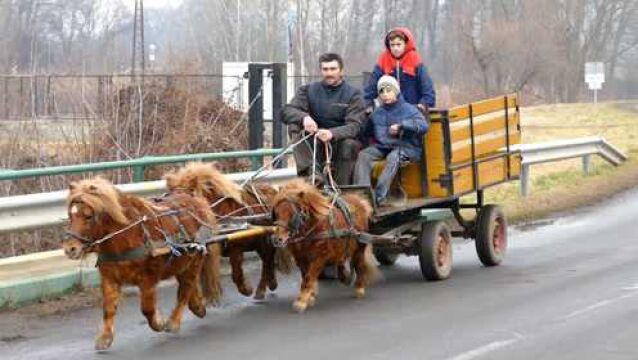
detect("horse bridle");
top-left (272, 197), bottom-right (314, 245)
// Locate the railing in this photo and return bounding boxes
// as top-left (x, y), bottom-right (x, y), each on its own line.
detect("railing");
top-left (0, 148), bottom-right (286, 182)
top-left (0, 167), bottom-right (297, 234)
top-left (513, 137), bottom-right (628, 196)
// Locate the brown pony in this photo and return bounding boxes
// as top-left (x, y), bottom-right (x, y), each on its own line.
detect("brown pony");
top-left (164, 162), bottom-right (292, 300)
top-left (272, 179), bottom-right (378, 313)
top-left (61, 177), bottom-right (222, 351)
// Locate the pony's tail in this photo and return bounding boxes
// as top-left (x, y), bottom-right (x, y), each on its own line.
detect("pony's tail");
top-left (362, 244), bottom-right (381, 285)
top-left (200, 242), bottom-right (223, 306)
top-left (274, 247), bottom-right (294, 274)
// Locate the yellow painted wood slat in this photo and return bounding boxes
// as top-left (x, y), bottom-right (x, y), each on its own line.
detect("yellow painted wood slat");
top-left (451, 132), bottom-right (521, 165)
top-left (448, 94), bottom-right (517, 123)
top-left (450, 112), bottom-right (520, 143)
top-left (451, 155), bottom-right (517, 195)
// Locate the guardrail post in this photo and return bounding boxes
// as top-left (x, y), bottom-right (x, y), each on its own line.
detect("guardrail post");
top-left (133, 165), bottom-right (145, 182)
top-left (520, 164), bottom-right (530, 197)
top-left (582, 154), bottom-right (592, 175)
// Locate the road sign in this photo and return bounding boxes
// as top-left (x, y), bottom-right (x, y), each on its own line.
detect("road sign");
top-left (585, 62), bottom-right (604, 104)
top-left (585, 62), bottom-right (605, 89)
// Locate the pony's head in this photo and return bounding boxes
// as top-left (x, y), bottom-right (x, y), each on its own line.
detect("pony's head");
top-left (63, 177), bottom-right (128, 259)
top-left (271, 179), bottom-right (331, 244)
top-left (165, 162), bottom-right (243, 205)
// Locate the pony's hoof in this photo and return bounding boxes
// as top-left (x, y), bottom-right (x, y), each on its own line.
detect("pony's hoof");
top-left (355, 288), bottom-right (365, 299)
top-left (149, 317), bottom-right (166, 332)
top-left (268, 280), bottom-right (278, 291)
top-left (292, 300), bottom-right (307, 313)
top-left (95, 334), bottom-right (113, 351)
top-left (253, 290), bottom-right (266, 301)
top-left (238, 284), bottom-right (254, 297)
top-left (163, 321), bottom-right (181, 333)
top-left (307, 295), bottom-right (316, 308)
top-left (190, 304), bottom-right (207, 318)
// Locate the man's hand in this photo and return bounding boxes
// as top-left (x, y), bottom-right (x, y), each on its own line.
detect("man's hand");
top-left (417, 103), bottom-right (428, 113)
top-left (315, 129), bottom-right (334, 143)
top-left (389, 124), bottom-right (401, 136)
top-left (303, 116), bottom-right (318, 133)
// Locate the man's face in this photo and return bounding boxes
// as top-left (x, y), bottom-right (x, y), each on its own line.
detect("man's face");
top-left (389, 37), bottom-right (407, 58)
top-left (320, 60), bottom-right (343, 86)
top-left (379, 87), bottom-right (398, 104)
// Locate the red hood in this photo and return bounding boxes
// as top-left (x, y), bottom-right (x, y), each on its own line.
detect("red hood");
top-left (377, 27), bottom-right (423, 77)
top-left (384, 27), bottom-right (417, 55)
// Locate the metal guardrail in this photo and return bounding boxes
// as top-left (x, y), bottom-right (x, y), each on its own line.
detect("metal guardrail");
top-left (0, 148), bottom-right (286, 182)
top-left (0, 137), bottom-right (629, 234)
top-left (0, 168), bottom-right (297, 234)
top-left (513, 137), bottom-right (628, 196)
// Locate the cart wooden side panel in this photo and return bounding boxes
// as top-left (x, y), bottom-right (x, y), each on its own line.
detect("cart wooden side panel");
top-left (371, 93), bottom-right (521, 199)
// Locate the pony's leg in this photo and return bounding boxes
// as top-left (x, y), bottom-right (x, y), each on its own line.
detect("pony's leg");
top-left (165, 269), bottom-right (200, 333)
top-left (188, 281), bottom-right (207, 319)
top-left (293, 258), bottom-right (326, 313)
top-left (352, 244), bottom-right (369, 298)
top-left (95, 276), bottom-right (121, 351)
top-left (140, 280), bottom-right (165, 332)
top-left (228, 246), bottom-right (253, 296)
top-left (337, 261), bottom-right (353, 285)
top-left (254, 245), bottom-right (276, 300)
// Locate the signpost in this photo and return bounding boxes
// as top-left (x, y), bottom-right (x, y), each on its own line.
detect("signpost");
top-left (585, 62), bottom-right (605, 105)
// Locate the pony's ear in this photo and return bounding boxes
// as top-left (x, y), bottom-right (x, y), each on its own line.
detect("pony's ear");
top-left (88, 184), bottom-right (98, 193)
top-left (69, 182), bottom-right (77, 192)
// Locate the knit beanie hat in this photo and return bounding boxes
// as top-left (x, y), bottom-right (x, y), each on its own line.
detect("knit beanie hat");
top-left (377, 75), bottom-right (400, 95)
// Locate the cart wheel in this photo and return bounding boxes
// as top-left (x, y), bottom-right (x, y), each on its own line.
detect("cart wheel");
top-left (374, 250), bottom-right (399, 266)
top-left (418, 221), bottom-right (452, 281)
top-left (475, 205), bottom-right (507, 266)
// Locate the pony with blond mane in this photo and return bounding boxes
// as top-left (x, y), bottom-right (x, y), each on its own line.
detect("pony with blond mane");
top-left (272, 179), bottom-right (378, 313)
top-left (165, 162), bottom-right (292, 300)
top-left (62, 177), bottom-right (222, 350)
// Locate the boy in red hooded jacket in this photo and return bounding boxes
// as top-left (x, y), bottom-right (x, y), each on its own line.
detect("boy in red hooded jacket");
top-left (363, 27), bottom-right (436, 113)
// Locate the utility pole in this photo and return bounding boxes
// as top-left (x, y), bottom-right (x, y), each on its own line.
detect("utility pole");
top-left (131, 0), bottom-right (145, 158)
top-left (131, 0), bottom-right (145, 79)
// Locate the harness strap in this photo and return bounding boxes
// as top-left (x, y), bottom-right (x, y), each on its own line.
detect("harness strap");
top-left (97, 246), bottom-right (147, 264)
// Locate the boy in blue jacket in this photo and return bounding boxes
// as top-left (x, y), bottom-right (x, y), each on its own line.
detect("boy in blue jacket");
top-left (354, 76), bottom-right (428, 205)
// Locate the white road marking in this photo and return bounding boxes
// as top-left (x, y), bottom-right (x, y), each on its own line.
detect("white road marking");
top-left (448, 333), bottom-right (524, 360)
top-left (563, 286), bottom-right (638, 320)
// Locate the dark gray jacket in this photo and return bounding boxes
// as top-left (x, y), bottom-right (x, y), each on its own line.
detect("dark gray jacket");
top-left (282, 80), bottom-right (366, 141)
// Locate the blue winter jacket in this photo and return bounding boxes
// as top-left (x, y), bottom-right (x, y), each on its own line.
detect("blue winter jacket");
top-left (364, 63), bottom-right (436, 108)
top-left (364, 96), bottom-right (429, 159)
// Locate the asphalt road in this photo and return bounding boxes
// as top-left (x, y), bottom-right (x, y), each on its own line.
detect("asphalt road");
top-left (3, 188), bottom-right (638, 360)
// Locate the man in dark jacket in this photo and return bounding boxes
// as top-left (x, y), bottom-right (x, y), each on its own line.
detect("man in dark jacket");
top-left (354, 75), bottom-right (428, 205)
top-left (282, 53), bottom-right (366, 185)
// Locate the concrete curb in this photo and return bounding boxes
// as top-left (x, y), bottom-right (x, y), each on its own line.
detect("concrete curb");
top-left (0, 249), bottom-right (258, 308)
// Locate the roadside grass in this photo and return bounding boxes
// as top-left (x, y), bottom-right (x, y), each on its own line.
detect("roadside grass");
top-left (482, 101), bottom-right (638, 224)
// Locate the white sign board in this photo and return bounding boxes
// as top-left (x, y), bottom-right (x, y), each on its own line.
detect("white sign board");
top-left (585, 62), bottom-right (605, 90)
top-left (222, 62), bottom-right (295, 120)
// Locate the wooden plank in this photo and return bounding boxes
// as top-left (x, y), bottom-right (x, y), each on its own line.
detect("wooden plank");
top-left (451, 155), bottom-right (515, 195)
top-left (424, 121), bottom-right (450, 198)
top-left (450, 112), bottom-right (519, 143)
top-left (451, 132), bottom-right (521, 165)
top-left (448, 94), bottom-right (517, 123)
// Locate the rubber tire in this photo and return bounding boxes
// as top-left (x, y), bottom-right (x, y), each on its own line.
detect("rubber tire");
top-left (374, 250), bottom-right (399, 266)
top-left (418, 221), bottom-right (453, 281)
top-left (475, 205), bottom-right (507, 267)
